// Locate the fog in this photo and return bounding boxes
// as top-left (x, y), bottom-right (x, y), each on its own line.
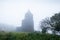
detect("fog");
top-left (0, 0), bottom-right (60, 31)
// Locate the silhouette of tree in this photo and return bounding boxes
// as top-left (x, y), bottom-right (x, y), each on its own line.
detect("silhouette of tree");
top-left (51, 12), bottom-right (60, 33)
top-left (40, 12), bottom-right (60, 34)
top-left (40, 18), bottom-right (52, 33)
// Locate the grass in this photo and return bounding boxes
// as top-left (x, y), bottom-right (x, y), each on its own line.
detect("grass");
top-left (0, 31), bottom-right (60, 40)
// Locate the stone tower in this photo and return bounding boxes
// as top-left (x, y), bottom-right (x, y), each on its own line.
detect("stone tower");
top-left (17, 10), bottom-right (34, 32)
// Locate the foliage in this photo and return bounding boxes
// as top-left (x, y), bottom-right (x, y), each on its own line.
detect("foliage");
top-left (0, 32), bottom-right (60, 40)
top-left (40, 12), bottom-right (60, 34)
top-left (40, 18), bottom-right (52, 33)
top-left (51, 13), bottom-right (60, 22)
top-left (51, 12), bottom-right (60, 32)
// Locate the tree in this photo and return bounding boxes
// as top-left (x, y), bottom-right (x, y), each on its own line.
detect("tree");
top-left (40, 18), bottom-right (52, 33)
top-left (51, 12), bottom-right (60, 32)
top-left (40, 12), bottom-right (60, 34)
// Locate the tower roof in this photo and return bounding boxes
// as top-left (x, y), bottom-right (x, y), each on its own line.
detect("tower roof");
top-left (25, 10), bottom-right (32, 16)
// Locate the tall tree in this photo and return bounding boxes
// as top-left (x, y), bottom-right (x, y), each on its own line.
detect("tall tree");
top-left (40, 12), bottom-right (60, 34)
top-left (51, 12), bottom-right (60, 32)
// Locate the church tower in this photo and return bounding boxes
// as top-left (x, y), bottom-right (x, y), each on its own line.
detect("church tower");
top-left (21, 10), bottom-right (34, 32)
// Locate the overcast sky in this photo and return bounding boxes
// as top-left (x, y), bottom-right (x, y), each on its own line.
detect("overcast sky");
top-left (0, 0), bottom-right (60, 30)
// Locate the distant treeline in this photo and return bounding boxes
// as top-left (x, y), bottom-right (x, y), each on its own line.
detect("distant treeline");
top-left (0, 32), bottom-right (60, 40)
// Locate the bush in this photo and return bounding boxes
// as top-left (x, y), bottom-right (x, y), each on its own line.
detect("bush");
top-left (0, 32), bottom-right (60, 40)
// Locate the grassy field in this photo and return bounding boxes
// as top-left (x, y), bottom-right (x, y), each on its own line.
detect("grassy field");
top-left (0, 32), bottom-right (60, 40)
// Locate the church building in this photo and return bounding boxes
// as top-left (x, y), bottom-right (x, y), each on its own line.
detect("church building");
top-left (17, 10), bottom-right (34, 32)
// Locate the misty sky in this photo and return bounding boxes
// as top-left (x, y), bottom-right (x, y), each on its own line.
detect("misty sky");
top-left (0, 0), bottom-right (60, 30)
